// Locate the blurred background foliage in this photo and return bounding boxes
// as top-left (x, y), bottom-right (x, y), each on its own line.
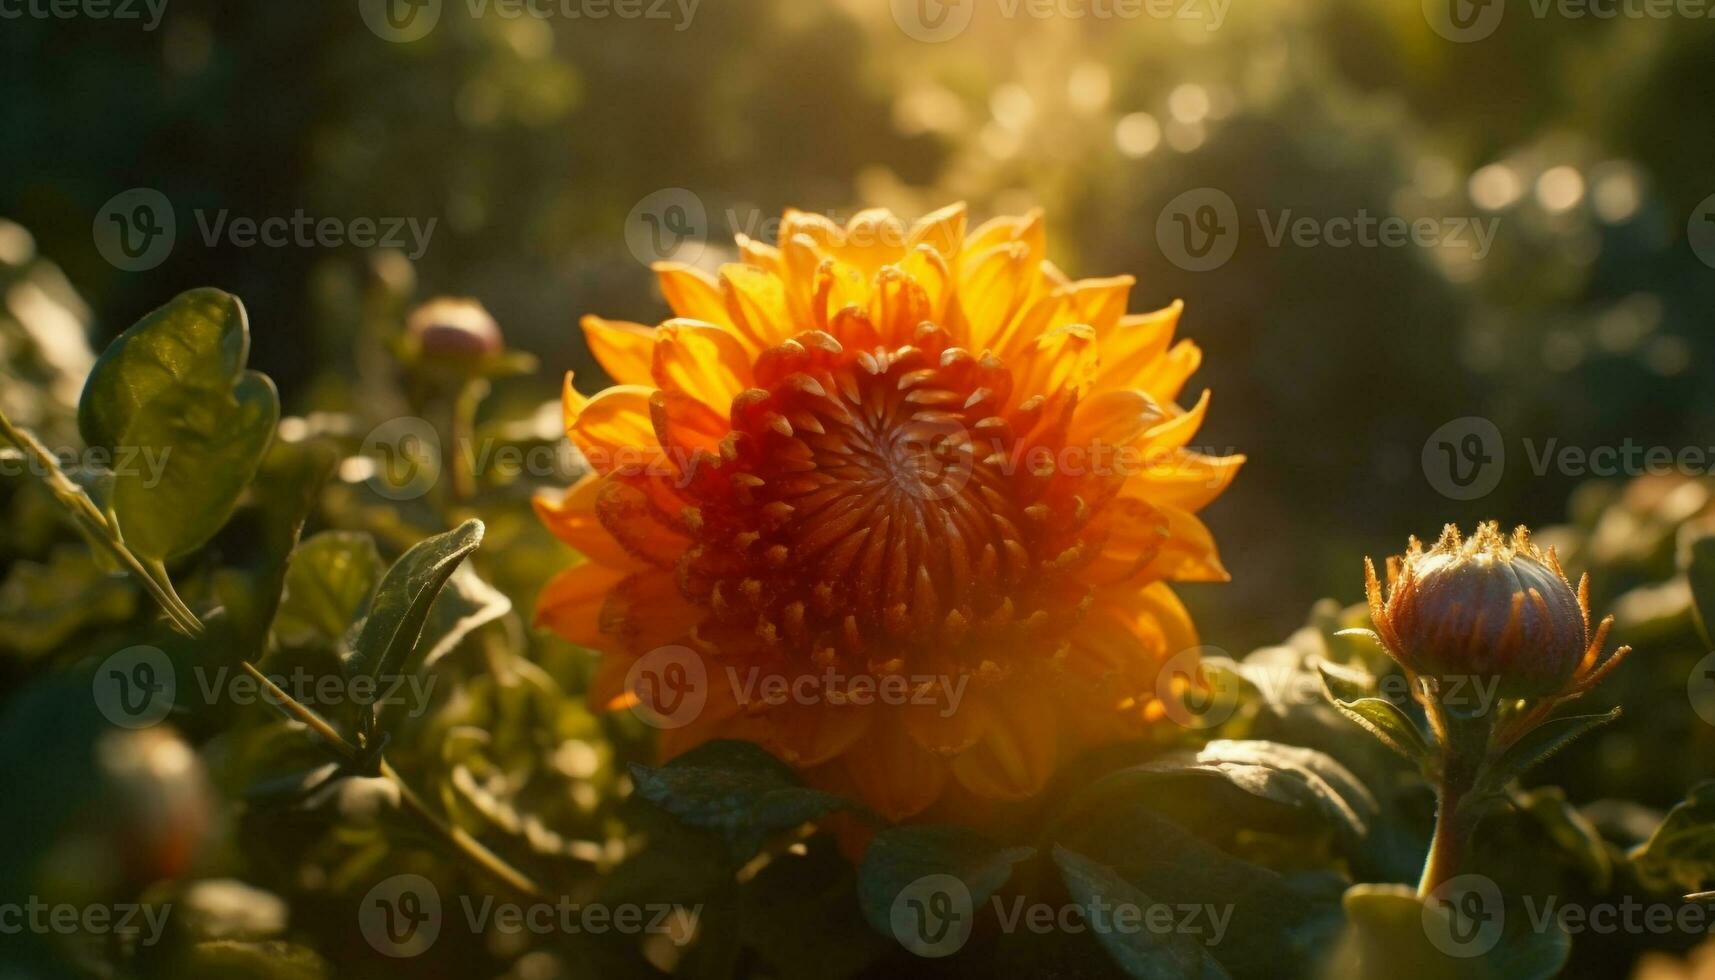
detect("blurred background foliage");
top-left (5, 0), bottom-right (1714, 649)
top-left (4, 0), bottom-right (1715, 977)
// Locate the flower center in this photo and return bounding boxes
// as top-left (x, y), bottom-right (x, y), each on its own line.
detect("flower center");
top-left (674, 325), bottom-right (1097, 679)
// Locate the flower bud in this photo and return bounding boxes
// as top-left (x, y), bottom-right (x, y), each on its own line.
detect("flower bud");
top-left (406, 297), bottom-right (502, 362)
top-left (1366, 522), bottom-right (1593, 700)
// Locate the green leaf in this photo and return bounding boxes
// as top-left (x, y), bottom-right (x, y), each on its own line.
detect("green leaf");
top-left (416, 563), bottom-right (512, 671)
top-left (1318, 663), bottom-right (1432, 766)
top-left (857, 823), bottom-right (1034, 942)
top-left (0, 544), bottom-right (136, 656)
top-left (1054, 802), bottom-right (1345, 979)
top-left (629, 740), bottom-right (857, 859)
top-left (1058, 739), bottom-right (1379, 864)
top-left (1512, 786), bottom-right (1612, 891)
top-left (110, 371), bottom-right (280, 560)
top-left (78, 288), bottom-right (281, 560)
top-left (342, 519), bottom-right (484, 687)
top-left (1053, 846), bottom-right (1231, 980)
top-left (1333, 883), bottom-right (1569, 980)
top-left (1483, 708), bottom-right (1621, 791)
top-left (1686, 534), bottom-right (1715, 649)
top-left (1632, 781), bottom-right (1715, 893)
top-left (273, 531), bottom-right (384, 648)
top-left (78, 287), bottom-right (249, 453)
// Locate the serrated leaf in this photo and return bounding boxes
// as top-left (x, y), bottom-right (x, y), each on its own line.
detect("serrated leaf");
top-left (857, 823), bottom-right (1034, 940)
top-left (273, 531), bottom-right (384, 648)
top-left (629, 740), bottom-right (857, 859)
top-left (342, 520), bottom-right (483, 735)
top-left (1483, 708), bottom-right (1620, 791)
top-left (1053, 846), bottom-right (1231, 980)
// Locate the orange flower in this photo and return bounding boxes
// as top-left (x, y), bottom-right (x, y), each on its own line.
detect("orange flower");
top-left (535, 204), bottom-right (1243, 822)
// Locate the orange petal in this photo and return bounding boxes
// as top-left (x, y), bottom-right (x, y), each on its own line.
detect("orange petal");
top-left (568, 385), bottom-right (660, 475)
top-left (654, 262), bottom-right (732, 329)
top-left (948, 684), bottom-right (1058, 801)
top-left (844, 708), bottom-right (949, 821)
top-left (1121, 449), bottom-right (1245, 513)
top-left (1092, 302), bottom-right (1182, 393)
top-left (1064, 275), bottom-right (1134, 334)
top-left (1067, 389), bottom-right (1167, 448)
top-left (955, 241), bottom-right (1029, 353)
top-left (759, 701), bottom-right (873, 768)
top-left (651, 318), bottom-right (753, 407)
top-left (581, 316), bottom-right (656, 386)
top-left (720, 263), bottom-right (790, 353)
top-left (1138, 338), bottom-right (1203, 405)
top-left (535, 562), bottom-right (631, 648)
top-left (533, 474), bottom-right (643, 569)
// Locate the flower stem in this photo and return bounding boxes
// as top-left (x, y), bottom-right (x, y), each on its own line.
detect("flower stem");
top-left (1418, 708), bottom-right (1488, 897)
top-left (0, 407), bottom-right (204, 636)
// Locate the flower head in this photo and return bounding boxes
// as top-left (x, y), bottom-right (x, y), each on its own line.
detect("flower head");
top-left (535, 204), bottom-right (1242, 822)
top-left (406, 297), bottom-right (503, 362)
top-left (1366, 522), bottom-right (1608, 700)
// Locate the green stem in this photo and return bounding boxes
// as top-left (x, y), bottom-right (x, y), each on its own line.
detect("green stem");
top-left (242, 661), bottom-right (542, 900)
top-left (1418, 705), bottom-right (1490, 897)
top-left (0, 408), bottom-right (203, 636)
top-left (380, 758), bottom-right (543, 899)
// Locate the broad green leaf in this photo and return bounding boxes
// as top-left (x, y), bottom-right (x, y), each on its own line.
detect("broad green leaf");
top-left (210, 438), bottom-right (338, 659)
top-left (342, 519), bottom-right (484, 688)
top-left (629, 740), bottom-right (856, 859)
top-left (1053, 846), bottom-right (1231, 980)
top-left (1333, 883), bottom-right (1569, 980)
top-left (1632, 781), bottom-right (1715, 893)
top-left (110, 371), bottom-right (280, 560)
top-left (78, 287), bottom-right (249, 452)
top-left (1057, 739), bottom-right (1379, 864)
top-left (856, 823), bottom-right (1034, 941)
top-left (1483, 709), bottom-right (1620, 792)
top-left (273, 531), bottom-right (384, 648)
top-left (1054, 801), bottom-right (1345, 979)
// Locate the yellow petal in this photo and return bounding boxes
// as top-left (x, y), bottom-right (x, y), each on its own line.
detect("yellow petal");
top-left (568, 385), bottom-right (660, 475)
top-left (654, 262), bottom-right (732, 328)
top-left (651, 318), bottom-right (753, 407)
top-left (581, 316), bottom-right (656, 386)
top-left (907, 201), bottom-right (967, 262)
top-left (720, 263), bottom-right (791, 352)
top-left (533, 474), bottom-right (643, 569)
top-left (1092, 301), bottom-right (1183, 393)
